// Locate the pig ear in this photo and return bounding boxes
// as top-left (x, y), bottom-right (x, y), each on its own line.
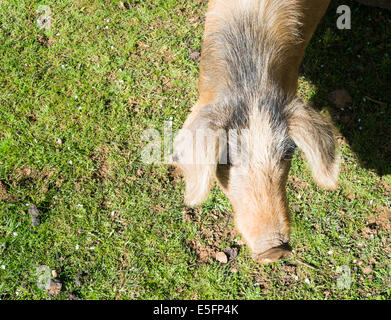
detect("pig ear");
top-left (286, 98), bottom-right (340, 190)
top-left (173, 106), bottom-right (227, 207)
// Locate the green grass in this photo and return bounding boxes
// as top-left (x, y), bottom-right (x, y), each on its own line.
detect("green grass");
top-left (0, 0), bottom-right (390, 300)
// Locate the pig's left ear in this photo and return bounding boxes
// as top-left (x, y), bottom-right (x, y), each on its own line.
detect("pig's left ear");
top-left (285, 98), bottom-right (340, 190)
top-left (173, 105), bottom-right (227, 207)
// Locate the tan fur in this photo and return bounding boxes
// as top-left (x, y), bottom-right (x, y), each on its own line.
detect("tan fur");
top-left (285, 98), bottom-right (340, 190)
top-left (174, 0), bottom-right (338, 262)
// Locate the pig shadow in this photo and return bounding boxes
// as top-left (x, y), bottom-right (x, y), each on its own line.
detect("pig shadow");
top-left (301, 0), bottom-right (391, 175)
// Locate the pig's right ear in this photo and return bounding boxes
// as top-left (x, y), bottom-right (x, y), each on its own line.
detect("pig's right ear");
top-left (173, 106), bottom-right (226, 207)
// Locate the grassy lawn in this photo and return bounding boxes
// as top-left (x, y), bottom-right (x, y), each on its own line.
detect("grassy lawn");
top-left (0, 0), bottom-right (390, 300)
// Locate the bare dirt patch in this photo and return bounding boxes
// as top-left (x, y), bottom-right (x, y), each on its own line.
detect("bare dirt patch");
top-left (168, 165), bottom-right (182, 181)
top-left (90, 147), bottom-right (110, 180)
top-left (371, 207), bottom-right (391, 232)
top-left (362, 206), bottom-right (391, 237)
top-left (15, 166), bottom-right (38, 180)
top-left (380, 179), bottom-right (391, 193)
top-left (287, 176), bottom-right (309, 191)
top-left (188, 239), bottom-right (216, 263)
top-left (186, 208), bottom-right (239, 263)
top-left (37, 34), bottom-right (56, 47)
top-left (279, 264), bottom-right (299, 285)
top-left (0, 181), bottom-right (15, 202)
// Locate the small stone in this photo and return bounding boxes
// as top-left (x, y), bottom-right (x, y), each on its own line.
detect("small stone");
top-left (51, 270), bottom-right (58, 278)
top-left (56, 138), bottom-right (62, 145)
top-left (46, 279), bottom-right (62, 296)
top-left (215, 252), bottom-right (228, 264)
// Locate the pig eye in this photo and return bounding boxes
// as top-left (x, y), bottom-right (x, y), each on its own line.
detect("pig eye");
top-left (282, 139), bottom-right (296, 160)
